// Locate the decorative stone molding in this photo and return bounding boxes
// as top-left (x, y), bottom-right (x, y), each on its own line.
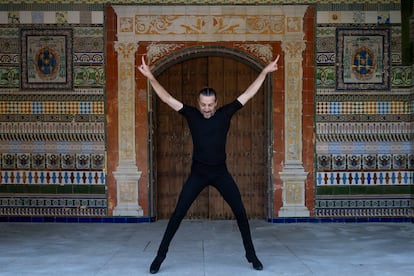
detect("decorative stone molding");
top-left (113, 41), bottom-right (143, 216)
top-left (235, 44), bottom-right (273, 63)
top-left (147, 43), bottom-right (185, 64)
top-left (113, 5), bottom-right (309, 42)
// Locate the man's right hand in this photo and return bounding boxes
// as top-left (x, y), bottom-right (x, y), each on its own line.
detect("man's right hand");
top-left (138, 56), bottom-right (154, 80)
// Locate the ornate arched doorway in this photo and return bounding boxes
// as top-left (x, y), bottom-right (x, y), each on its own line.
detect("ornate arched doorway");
top-left (149, 49), bottom-right (272, 219)
top-left (107, 5), bottom-right (314, 219)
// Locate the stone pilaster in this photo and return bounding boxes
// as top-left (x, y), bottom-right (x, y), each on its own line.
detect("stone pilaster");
top-left (113, 41), bottom-right (143, 216)
top-left (278, 39), bottom-right (310, 217)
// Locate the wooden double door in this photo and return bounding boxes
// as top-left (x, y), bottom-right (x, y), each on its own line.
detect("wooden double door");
top-left (153, 55), bottom-right (267, 219)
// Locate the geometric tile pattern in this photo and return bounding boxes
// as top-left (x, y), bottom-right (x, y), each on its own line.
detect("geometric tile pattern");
top-left (0, 101), bottom-right (104, 114)
top-left (0, 196), bottom-right (107, 217)
top-left (0, 153), bottom-right (106, 176)
top-left (0, 171), bottom-right (106, 185)
top-left (316, 171), bottom-right (413, 185)
top-left (316, 101), bottom-right (410, 114)
top-left (0, 122), bottom-right (105, 142)
top-left (317, 197), bottom-right (412, 209)
top-left (317, 154), bottom-right (413, 171)
top-left (0, 197), bottom-right (107, 209)
top-left (315, 142), bottom-right (411, 156)
top-left (316, 122), bottom-right (411, 142)
top-left (316, 152), bottom-right (414, 186)
top-left (315, 196), bottom-right (413, 217)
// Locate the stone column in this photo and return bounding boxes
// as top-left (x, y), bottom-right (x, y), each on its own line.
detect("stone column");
top-left (278, 39), bottom-right (310, 217)
top-left (113, 41), bottom-right (143, 216)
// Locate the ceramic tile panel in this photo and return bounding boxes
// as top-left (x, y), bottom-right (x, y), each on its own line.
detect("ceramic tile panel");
top-left (314, 0), bottom-right (412, 218)
top-left (0, 6), bottom-right (106, 217)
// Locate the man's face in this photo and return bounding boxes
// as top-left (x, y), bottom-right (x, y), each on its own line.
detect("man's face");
top-left (198, 94), bottom-right (217, 119)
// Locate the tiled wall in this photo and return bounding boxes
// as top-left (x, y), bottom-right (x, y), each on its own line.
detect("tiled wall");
top-left (0, 0), bottom-right (412, 220)
top-left (0, 5), bottom-right (107, 217)
top-left (314, 2), bottom-right (414, 217)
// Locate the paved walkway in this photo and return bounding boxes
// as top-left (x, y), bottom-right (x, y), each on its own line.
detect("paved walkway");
top-left (0, 220), bottom-right (413, 275)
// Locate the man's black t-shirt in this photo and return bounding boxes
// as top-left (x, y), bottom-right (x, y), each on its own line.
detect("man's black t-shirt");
top-left (178, 99), bottom-right (243, 166)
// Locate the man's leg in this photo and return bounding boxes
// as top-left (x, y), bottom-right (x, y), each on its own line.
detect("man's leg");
top-left (150, 171), bottom-right (207, 274)
top-left (213, 172), bottom-right (263, 270)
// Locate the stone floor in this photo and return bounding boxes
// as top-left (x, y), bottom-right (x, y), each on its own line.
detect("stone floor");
top-left (0, 220), bottom-right (413, 275)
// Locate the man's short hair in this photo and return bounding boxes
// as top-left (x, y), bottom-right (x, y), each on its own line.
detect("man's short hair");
top-left (199, 87), bottom-right (217, 100)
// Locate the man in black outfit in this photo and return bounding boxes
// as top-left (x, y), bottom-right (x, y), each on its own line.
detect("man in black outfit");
top-left (138, 53), bottom-right (280, 274)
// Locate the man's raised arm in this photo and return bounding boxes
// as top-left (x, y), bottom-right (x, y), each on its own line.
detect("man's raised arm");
top-left (237, 54), bottom-right (280, 106)
top-left (138, 56), bottom-right (183, 112)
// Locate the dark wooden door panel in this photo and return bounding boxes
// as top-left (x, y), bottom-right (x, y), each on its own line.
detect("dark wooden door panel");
top-left (155, 56), bottom-right (265, 219)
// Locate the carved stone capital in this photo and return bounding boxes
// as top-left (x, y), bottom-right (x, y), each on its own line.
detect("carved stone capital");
top-left (281, 40), bottom-right (306, 60)
top-left (114, 41), bottom-right (139, 60)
